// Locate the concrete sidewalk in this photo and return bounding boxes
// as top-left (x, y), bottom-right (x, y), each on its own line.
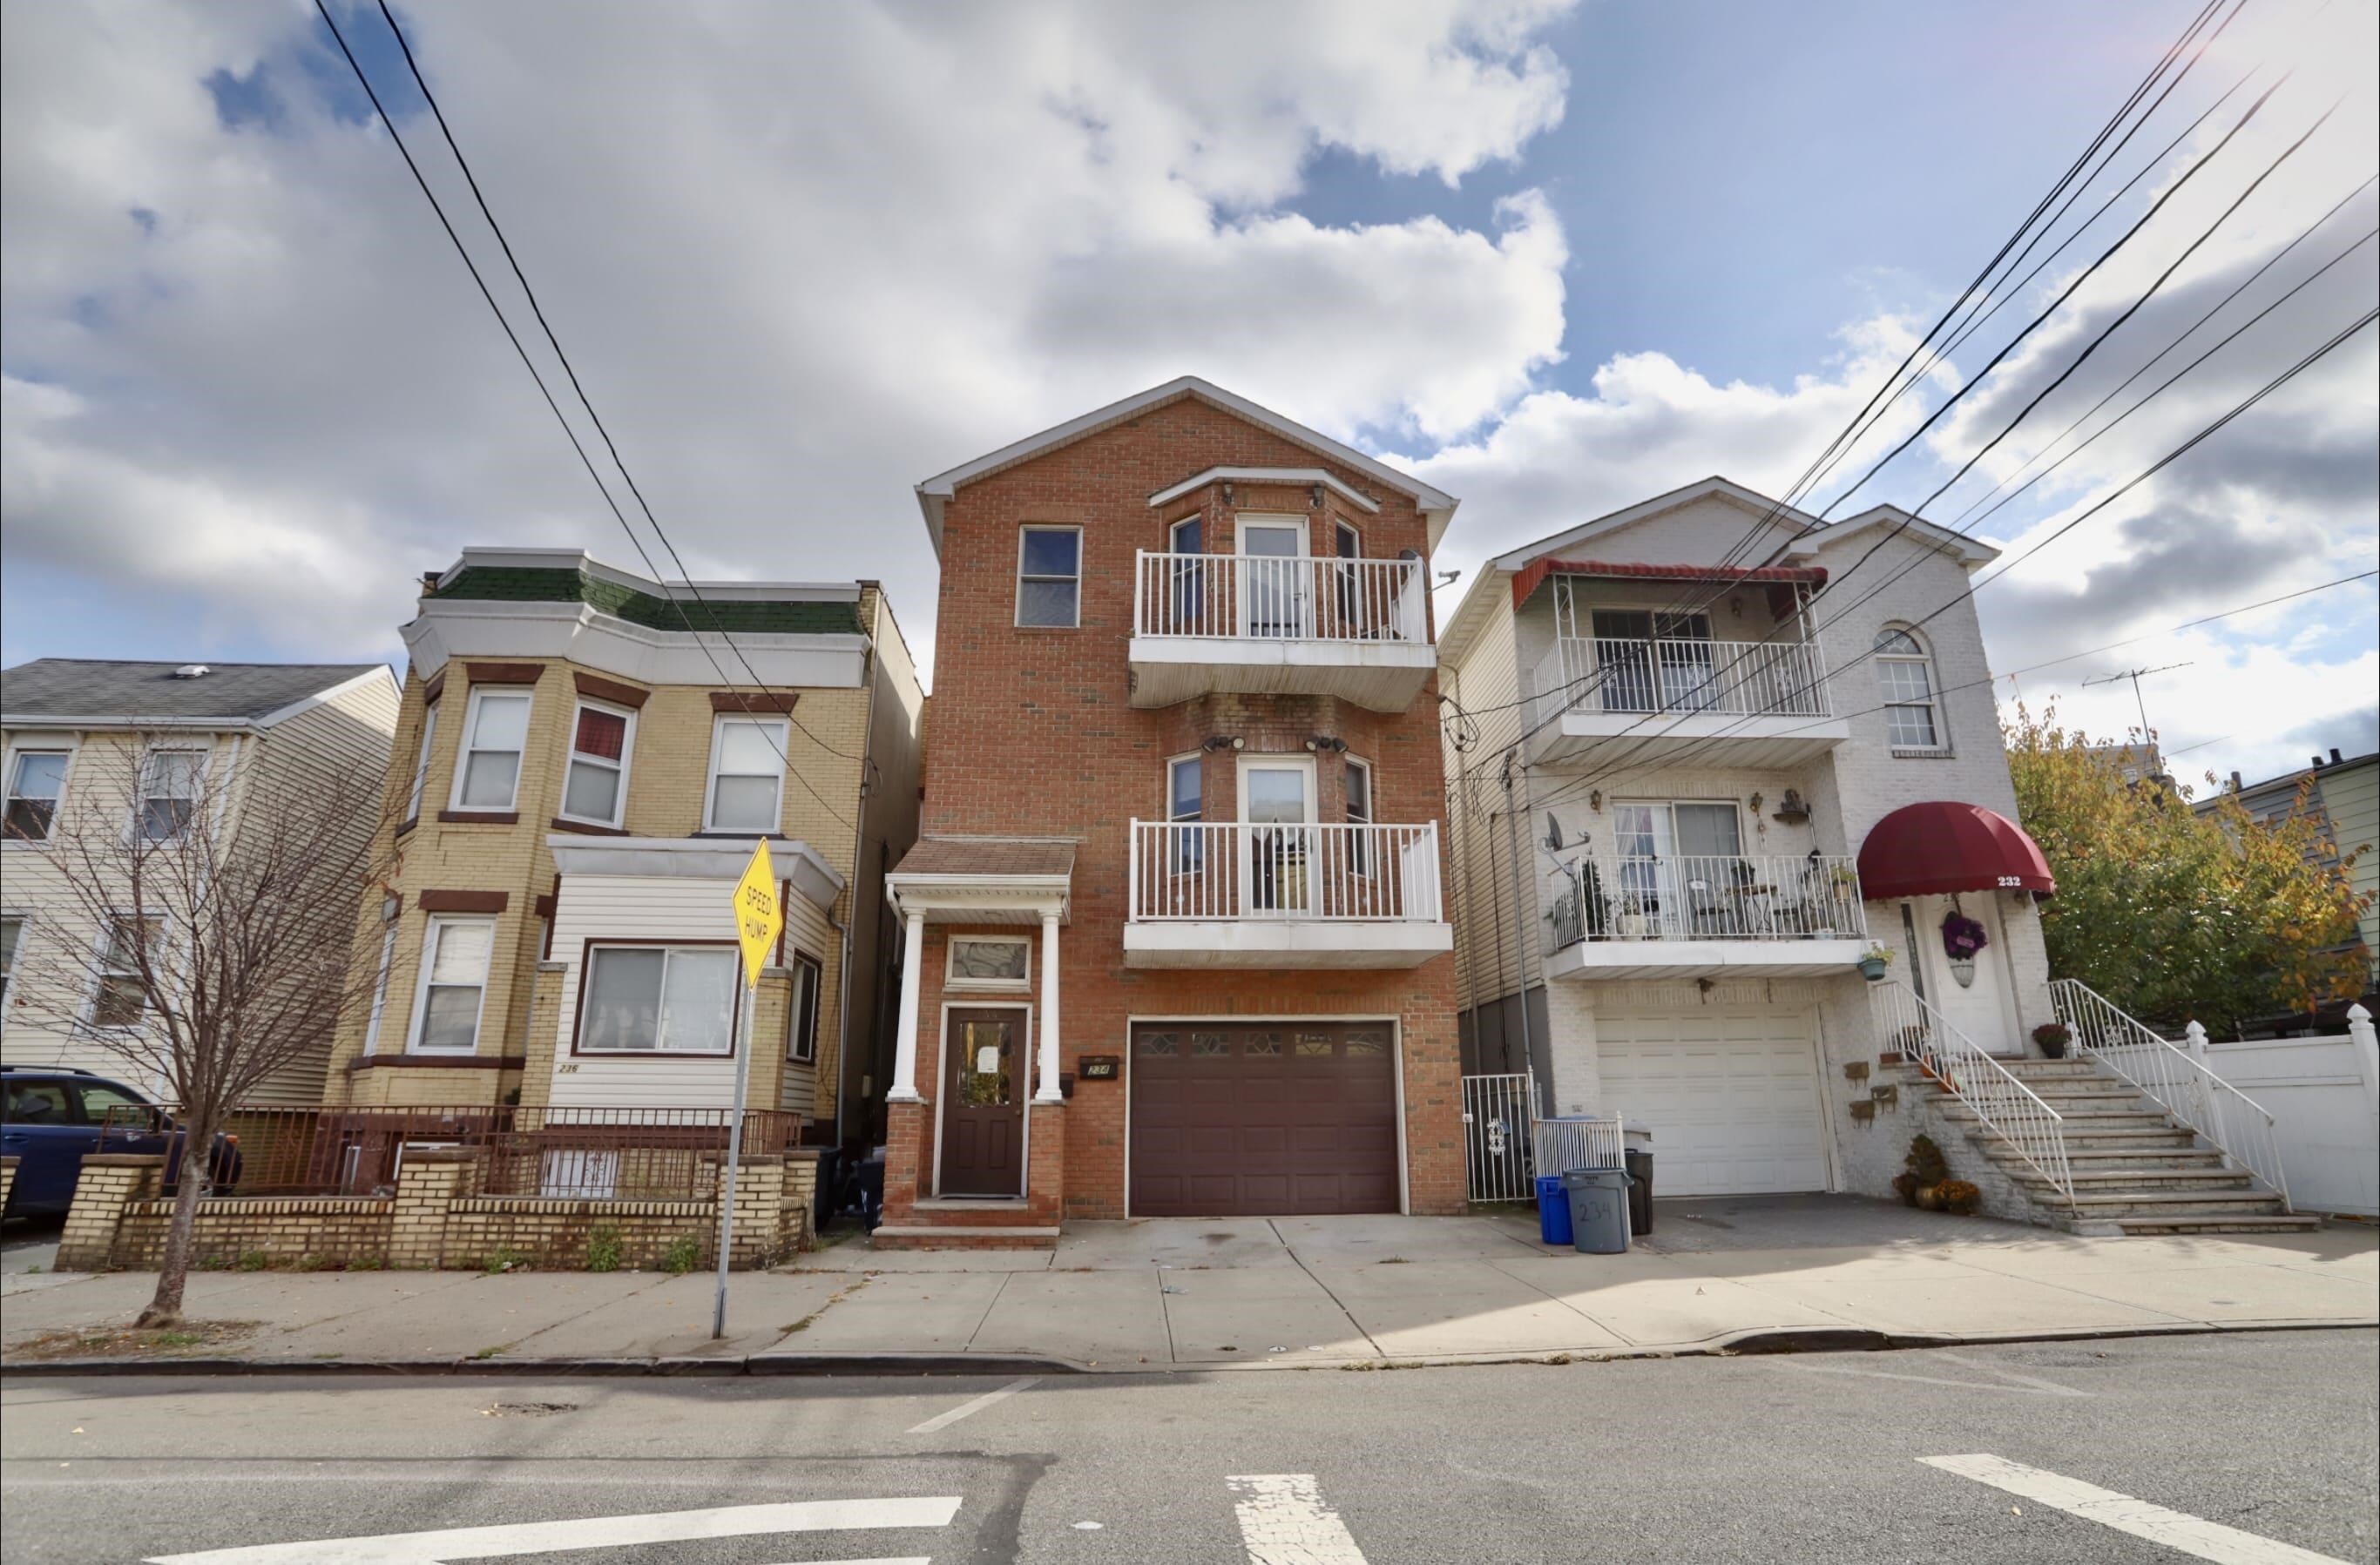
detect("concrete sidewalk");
top-left (3, 1197), bottom-right (2372, 1373)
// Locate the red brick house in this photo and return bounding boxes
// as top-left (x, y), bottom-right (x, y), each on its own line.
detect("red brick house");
top-left (878, 377), bottom-right (1466, 1245)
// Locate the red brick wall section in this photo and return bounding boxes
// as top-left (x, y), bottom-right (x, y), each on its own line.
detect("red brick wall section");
top-left (915, 397), bottom-right (1466, 1218)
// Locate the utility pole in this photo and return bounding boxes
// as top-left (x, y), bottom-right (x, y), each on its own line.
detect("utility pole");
top-left (2084, 661), bottom-right (2192, 760)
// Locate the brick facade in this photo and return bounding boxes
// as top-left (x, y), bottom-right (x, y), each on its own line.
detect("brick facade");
top-left (903, 390), bottom-right (1466, 1220)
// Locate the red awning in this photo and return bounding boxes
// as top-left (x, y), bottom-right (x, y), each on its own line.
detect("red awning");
top-left (1857, 802), bottom-right (2056, 901)
top-left (1510, 557), bottom-right (1827, 609)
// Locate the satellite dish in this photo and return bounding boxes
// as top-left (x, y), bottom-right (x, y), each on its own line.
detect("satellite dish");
top-left (1544, 813), bottom-right (1565, 851)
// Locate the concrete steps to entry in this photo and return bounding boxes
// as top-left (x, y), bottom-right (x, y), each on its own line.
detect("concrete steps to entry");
top-left (1892, 1057), bottom-right (2318, 1236)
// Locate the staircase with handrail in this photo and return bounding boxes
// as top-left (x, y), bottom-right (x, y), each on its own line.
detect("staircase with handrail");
top-left (1877, 978), bottom-right (2316, 1235)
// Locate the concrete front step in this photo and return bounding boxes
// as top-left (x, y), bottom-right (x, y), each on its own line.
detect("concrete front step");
top-left (869, 1225), bottom-right (1062, 1251)
top-left (2106, 1212), bottom-right (2324, 1235)
top-left (2055, 1192), bottom-right (2292, 1218)
top-left (1939, 1104), bottom-right (2173, 1129)
top-left (2010, 1170), bottom-right (2256, 1194)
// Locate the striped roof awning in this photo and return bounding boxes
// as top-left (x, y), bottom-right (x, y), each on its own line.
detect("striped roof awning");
top-left (1511, 557), bottom-right (1828, 608)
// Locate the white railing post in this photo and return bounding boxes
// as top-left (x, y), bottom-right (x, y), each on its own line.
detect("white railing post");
top-left (887, 907), bottom-right (926, 1103)
top-left (2350, 1002), bottom-right (2379, 1123)
top-left (2184, 1019), bottom-right (2215, 1148)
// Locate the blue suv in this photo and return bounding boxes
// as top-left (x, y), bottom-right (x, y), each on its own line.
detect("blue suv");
top-left (1, 1067), bottom-right (240, 1218)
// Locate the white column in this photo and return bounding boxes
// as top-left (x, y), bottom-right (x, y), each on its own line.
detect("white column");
top-left (1036, 911), bottom-right (1064, 1103)
top-left (887, 907), bottom-right (926, 1103)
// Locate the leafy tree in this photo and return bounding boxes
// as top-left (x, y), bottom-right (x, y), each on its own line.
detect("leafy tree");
top-left (2004, 704), bottom-right (2370, 1035)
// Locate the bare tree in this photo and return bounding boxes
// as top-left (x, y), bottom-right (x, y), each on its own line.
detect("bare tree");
top-left (11, 732), bottom-right (399, 1326)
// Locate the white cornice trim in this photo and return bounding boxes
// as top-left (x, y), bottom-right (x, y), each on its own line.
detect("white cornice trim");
top-left (1488, 476), bottom-right (1824, 572)
top-left (401, 603), bottom-right (870, 689)
top-left (912, 375), bottom-right (1456, 557)
top-left (548, 834), bottom-right (846, 908)
top-left (1782, 505), bottom-right (2002, 564)
top-left (1146, 467), bottom-right (1383, 515)
top-left (886, 872), bottom-right (1072, 922)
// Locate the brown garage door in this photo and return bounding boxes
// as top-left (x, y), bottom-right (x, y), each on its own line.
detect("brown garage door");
top-left (1129, 1022), bottom-right (1400, 1217)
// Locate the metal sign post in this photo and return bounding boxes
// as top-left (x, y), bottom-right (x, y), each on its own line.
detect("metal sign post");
top-left (715, 840), bottom-right (782, 1341)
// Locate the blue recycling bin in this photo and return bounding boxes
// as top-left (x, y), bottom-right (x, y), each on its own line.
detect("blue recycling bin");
top-left (1535, 1175), bottom-right (1574, 1247)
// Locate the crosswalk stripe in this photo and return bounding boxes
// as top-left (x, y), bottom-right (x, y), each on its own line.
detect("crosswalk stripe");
top-left (1227, 1474), bottom-right (1369, 1565)
top-left (144, 1497), bottom-right (963, 1564)
top-left (1920, 1454), bottom-right (2349, 1565)
top-left (905, 1376), bottom-right (1041, 1434)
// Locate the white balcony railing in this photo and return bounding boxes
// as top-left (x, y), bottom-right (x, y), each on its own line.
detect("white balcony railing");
top-left (1545, 853), bottom-right (1867, 950)
top-left (1530, 635), bottom-right (1831, 732)
top-left (1134, 551), bottom-right (1430, 644)
top-left (1129, 820), bottom-right (1444, 922)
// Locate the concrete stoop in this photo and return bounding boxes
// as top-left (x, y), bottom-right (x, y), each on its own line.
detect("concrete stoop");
top-left (1902, 1057), bottom-right (2322, 1238)
top-left (869, 1197), bottom-right (1062, 1250)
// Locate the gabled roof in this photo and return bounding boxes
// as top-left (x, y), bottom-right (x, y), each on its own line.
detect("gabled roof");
top-left (911, 375), bottom-right (1457, 557)
top-left (0, 659), bottom-right (395, 728)
top-left (1780, 504), bottom-right (2000, 565)
top-left (1487, 476), bottom-right (1822, 573)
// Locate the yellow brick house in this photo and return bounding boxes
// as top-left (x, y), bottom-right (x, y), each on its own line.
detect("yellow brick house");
top-left (328, 550), bottom-right (923, 1152)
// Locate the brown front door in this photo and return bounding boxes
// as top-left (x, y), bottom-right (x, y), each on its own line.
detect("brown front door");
top-left (941, 1008), bottom-right (1025, 1197)
top-left (1130, 1022), bottom-right (1399, 1216)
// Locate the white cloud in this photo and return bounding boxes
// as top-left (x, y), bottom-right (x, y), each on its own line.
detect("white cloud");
top-left (0, 0), bottom-right (1579, 675)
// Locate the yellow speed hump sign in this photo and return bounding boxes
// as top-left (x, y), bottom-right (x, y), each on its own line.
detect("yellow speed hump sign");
top-left (733, 840), bottom-right (782, 989)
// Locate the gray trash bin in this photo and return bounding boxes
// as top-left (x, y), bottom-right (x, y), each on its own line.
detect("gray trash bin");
top-left (1562, 1167), bottom-right (1632, 1255)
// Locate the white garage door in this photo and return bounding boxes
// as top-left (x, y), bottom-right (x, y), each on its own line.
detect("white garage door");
top-left (1599, 1012), bottom-right (1829, 1197)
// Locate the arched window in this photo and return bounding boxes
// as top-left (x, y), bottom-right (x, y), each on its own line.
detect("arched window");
top-left (1873, 625), bottom-right (1944, 751)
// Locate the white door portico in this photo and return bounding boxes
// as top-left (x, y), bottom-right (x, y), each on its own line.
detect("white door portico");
top-left (883, 839), bottom-right (1076, 1110)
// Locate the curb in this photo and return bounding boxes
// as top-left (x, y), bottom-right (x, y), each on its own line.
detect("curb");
top-left (5, 1320), bottom-right (2370, 1379)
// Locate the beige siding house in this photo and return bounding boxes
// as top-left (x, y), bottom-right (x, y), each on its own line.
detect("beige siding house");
top-left (328, 550), bottom-right (923, 1149)
top-left (1, 659), bottom-right (402, 1103)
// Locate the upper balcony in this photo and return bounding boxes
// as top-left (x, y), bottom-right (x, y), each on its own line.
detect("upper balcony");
top-left (1526, 634), bottom-right (1850, 766)
top-left (1129, 552), bottom-right (1435, 712)
top-left (1543, 851), bottom-right (1871, 980)
top-left (1123, 820), bottom-right (1453, 968)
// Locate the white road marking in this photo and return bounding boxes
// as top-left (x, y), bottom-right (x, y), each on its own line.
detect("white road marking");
top-left (1920, 1454), bottom-right (2350, 1565)
top-left (1227, 1474), bottom-right (1369, 1565)
top-left (1769, 1354), bottom-right (2088, 1397)
top-left (904, 1375), bottom-right (1039, 1434)
top-left (143, 1496), bottom-right (962, 1564)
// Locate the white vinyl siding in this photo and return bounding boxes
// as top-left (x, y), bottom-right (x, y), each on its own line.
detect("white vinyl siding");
top-left (452, 689), bottom-right (532, 811)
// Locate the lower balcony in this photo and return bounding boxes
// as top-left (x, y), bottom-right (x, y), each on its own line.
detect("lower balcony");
top-left (1125, 820), bottom-right (1453, 968)
top-left (1544, 852), bottom-right (1870, 980)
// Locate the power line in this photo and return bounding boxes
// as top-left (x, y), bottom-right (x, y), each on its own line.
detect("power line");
top-left (308, 0), bottom-right (857, 838)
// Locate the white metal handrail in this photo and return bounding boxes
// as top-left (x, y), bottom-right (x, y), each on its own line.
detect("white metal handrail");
top-left (1532, 1114), bottom-right (1624, 1177)
top-left (1530, 634), bottom-right (1831, 731)
top-left (1128, 820), bottom-right (1444, 922)
top-left (1463, 1073), bottom-right (1538, 1202)
top-left (1133, 550), bottom-right (1430, 644)
top-left (2050, 978), bottom-right (2291, 1210)
top-left (1873, 980), bottom-right (2074, 1203)
top-left (1545, 853), bottom-right (1866, 948)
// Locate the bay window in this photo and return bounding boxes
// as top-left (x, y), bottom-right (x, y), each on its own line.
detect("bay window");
top-left (412, 916), bottom-right (494, 1054)
top-left (705, 716), bottom-right (788, 833)
top-left (559, 700), bottom-right (634, 827)
top-left (453, 690), bottom-right (532, 811)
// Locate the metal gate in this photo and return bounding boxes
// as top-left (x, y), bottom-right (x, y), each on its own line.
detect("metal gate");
top-left (1461, 1073), bottom-right (1538, 1203)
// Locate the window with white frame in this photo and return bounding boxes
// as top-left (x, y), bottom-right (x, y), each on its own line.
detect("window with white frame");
top-left (1345, 754), bottom-right (1375, 873)
top-left (452, 690), bottom-right (532, 811)
top-left (3, 749), bottom-right (69, 841)
top-left (705, 716), bottom-right (788, 833)
top-left (1016, 526), bottom-right (1081, 628)
top-left (1874, 625), bottom-right (1945, 751)
top-left (1167, 753), bottom-right (1203, 872)
top-left (411, 916), bottom-right (494, 1054)
top-left (91, 915), bottom-right (160, 1028)
top-left (135, 749), bottom-right (206, 841)
top-left (559, 700), bottom-right (634, 827)
top-left (578, 945), bottom-right (738, 1055)
top-left (947, 935), bottom-right (1029, 988)
top-left (785, 950), bottom-right (823, 1063)
top-left (403, 702), bottom-right (438, 822)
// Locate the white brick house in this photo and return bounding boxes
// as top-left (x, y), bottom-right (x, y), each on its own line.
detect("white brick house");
top-left (1439, 477), bottom-right (2064, 1208)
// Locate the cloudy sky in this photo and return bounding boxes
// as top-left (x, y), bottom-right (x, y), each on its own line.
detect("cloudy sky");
top-left (3, 0), bottom-right (2374, 790)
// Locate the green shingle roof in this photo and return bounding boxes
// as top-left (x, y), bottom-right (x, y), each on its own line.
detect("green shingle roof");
top-left (430, 567), bottom-right (862, 637)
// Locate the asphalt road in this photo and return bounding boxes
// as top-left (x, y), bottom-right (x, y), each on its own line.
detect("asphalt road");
top-left (2, 1329), bottom-right (2373, 1562)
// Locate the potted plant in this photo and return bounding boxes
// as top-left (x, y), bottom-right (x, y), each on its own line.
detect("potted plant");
top-left (1937, 1179), bottom-right (1982, 1216)
top-left (1856, 941), bottom-right (1893, 981)
top-left (1940, 908), bottom-right (1989, 988)
top-left (1892, 1134), bottom-right (1951, 1210)
top-left (2032, 1022), bottom-right (2072, 1060)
